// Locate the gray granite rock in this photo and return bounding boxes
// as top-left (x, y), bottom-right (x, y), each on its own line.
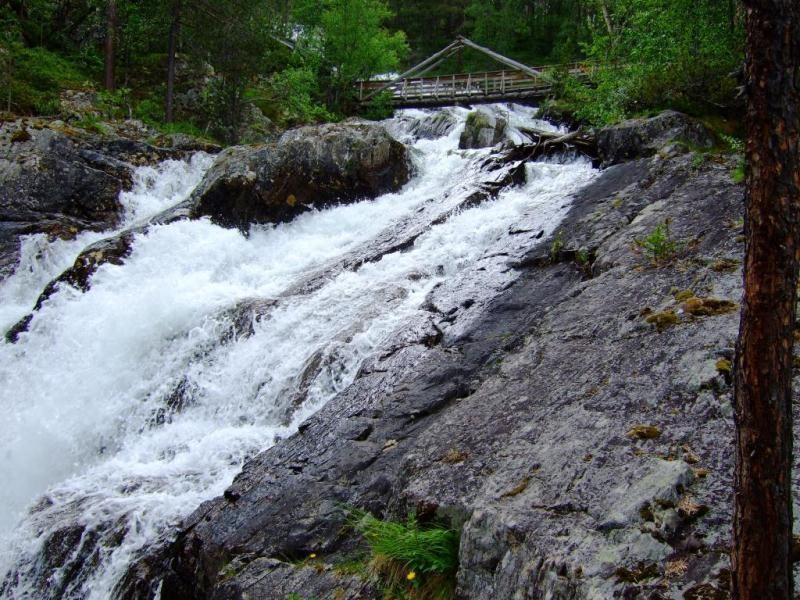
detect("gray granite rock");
top-left (109, 149), bottom-right (752, 599)
top-left (597, 110), bottom-right (715, 166)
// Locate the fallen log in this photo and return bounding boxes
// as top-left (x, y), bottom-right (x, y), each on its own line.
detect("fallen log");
top-left (510, 126), bottom-right (598, 162)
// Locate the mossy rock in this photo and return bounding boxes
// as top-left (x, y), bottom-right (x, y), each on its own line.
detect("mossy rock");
top-left (646, 310), bottom-right (679, 332)
top-left (11, 127), bottom-right (31, 143)
top-left (682, 297), bottom-right (738, 317)
top-left (627, 425), bottom-right (662, 440)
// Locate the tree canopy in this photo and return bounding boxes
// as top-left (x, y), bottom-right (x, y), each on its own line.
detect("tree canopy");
top-left (0, 0), bottom-right (745, 140)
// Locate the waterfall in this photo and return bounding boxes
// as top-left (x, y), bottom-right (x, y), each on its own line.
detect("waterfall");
top-left (0, 105), bottom-right (596, 598)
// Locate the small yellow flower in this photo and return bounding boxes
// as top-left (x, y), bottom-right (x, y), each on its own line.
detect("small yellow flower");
top-left (406, 571), bottom-right (416, 581)
top-left (309, 553), bottom-right (317, 559)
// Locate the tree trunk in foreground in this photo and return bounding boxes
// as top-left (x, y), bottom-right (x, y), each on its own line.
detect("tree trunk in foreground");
top-left (104, 0), bottom-right (117, 91)
top-left (733, 1), bottom-right (800, 598)
top-left (165, 0), bottom-right (182, 123)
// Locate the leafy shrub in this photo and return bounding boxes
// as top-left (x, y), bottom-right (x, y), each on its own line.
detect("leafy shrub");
top-left (251, 66), bottom-right (333, 127)
top-left (133, 97), bottom-right (164, 123)
top-left (97, 87), bottom-right (132, 119)
top-left (360, 90), bottom-right (395, 121)
top-left (352, 510), bottom-right (460, 600)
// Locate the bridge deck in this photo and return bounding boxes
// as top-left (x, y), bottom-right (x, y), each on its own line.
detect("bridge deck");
top-left (358, 63), bottom-right (593, 108)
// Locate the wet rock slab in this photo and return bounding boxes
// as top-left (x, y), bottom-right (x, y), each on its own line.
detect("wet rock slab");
top-left (111, 146), bottom-right (758, 600)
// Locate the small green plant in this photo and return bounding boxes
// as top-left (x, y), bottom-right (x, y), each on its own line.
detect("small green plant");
top-left (550, 230), bottom-right (565, 263)
top-left (731, 158), bottom-right (746, 184)
top-left (635, 220), bottom-right (678, 265)
top-left (97, 87), bottom-right (132, 119)
top-left (720, 133), bottom-right (745, 154)
top-left (690, 153), bottom-right (707, 170)
top-left (576, 248), bottom-right (590, 267)
top-left (74, 112), bottom-right (107, 135)
top-left (352, 510), bottom-right (460, 600)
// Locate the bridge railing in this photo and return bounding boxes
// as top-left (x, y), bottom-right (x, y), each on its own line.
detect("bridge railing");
top-left (357, 62), bottom-right (596, 103)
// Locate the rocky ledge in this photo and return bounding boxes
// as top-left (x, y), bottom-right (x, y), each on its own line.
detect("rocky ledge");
top-left (105, 113), bottom-right (768, 599)
top-left (0, 119), bottom-right (220, 279)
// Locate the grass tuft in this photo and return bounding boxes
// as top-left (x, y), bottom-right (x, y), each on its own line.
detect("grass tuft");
top-left (351, 510), bottom-right (460, 600)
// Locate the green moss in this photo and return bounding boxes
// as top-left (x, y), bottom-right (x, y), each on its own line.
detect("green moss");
top-left (731, 159), bottom-right (745, 184)
top-left (615, 562), bottom-right (660, 583)
top-left (10, 127), bottom-right (31, 143)
top-left (465, 110), bottom-right (492, 130)
top-left (710, 258), bottom-right (740, 272)
top-left (627, 425), bottom-right (662, 440)
top-left (673, 289), bottom-right (695, 302)
top-left (715, 358), bottom-right (732, 374)
top-left (646, 310), bottom-right (679, 332)
top-left (501, 477), bottom-right (531, 498)
top-left (682, 297), bottom-right (738, 316)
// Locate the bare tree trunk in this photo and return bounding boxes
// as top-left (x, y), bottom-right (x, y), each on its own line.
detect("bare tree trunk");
top-left (165, 0), bottom-right (182, 123)
top-left (104, 0), bottom-right (117, 91)
top-left (733, 1), bottom-right (800, 598)
top-left (600, 0), bottom-right (614, 35)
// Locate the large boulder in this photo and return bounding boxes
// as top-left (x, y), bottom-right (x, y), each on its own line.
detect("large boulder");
top-left (597, 110), bottom-right (715, 166)
top-left (190, 121), bottom-right (410, 229)
top-left (459, 108), bottom-right (507, 149)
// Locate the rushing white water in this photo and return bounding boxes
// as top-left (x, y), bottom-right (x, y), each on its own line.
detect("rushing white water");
top-left (0, 104), bottom-right (595, 598)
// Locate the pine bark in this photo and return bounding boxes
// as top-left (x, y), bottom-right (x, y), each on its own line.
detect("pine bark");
top-left (733, 1), bottom-right (800, 598)
top-left (165, 0), bottom-right (182, 123)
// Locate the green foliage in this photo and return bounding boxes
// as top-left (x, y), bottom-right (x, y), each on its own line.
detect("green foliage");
top-left (731, 159), bottom-right (746, 184)
top-left (133, 97), bottom-right (164, 123)
top-left (550, 230), bottom-right (565, 263)
top-left (313, 0), bottom-right (407, 111)
top-left (360, 90), bottom-right (395, 121)
top-left (691, 153), bottom-right (707, 170)
top-left (97, 88), bottom-right (132, 120)
top-left (720, 133), bottom-right (745, 154)
top-left (254, 66), bottom-right (333, 127)
top-left (635, 220), bottom-right (678, 265)
top-left (75, 112), bottom-right (108, 134)
top-left (1, 42), bottom-right (88, 114)
top-left (576, 248), bottom-right (590, 265)
top-left (352, 510), bottom-right (459, 599)
top-left (554, 0), bottom-right (743, 126)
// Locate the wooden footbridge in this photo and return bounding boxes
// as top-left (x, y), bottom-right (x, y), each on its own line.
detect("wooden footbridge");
top-left (358, 36), bottom-right (593, 108)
